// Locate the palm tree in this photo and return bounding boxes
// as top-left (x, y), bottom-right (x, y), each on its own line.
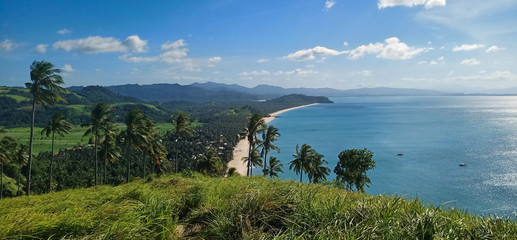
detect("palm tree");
top-left (268, 156), bottom-right (284, 178)
top-left (41, 113), bottom-right (72, 192)
top-left (307, 153), bottom-right (330, 184)
top-left (241, 146), bottom-right (262, 176)
top-left (197, 148), bottom-right (223, 176)
top-left (99, 122), bottom-right (120, 184)
top-left (240, 114), bottom-right (265, 176)
top-left (0, 137), bottom-right (17, 199)
top-left (82, 103), bottom-right (114, 186)
top-left (173, 112), bottom-right (195, 172)
top-left (289, 144), bottom-right (314, 182)
top-left (25, 60), bottom-right (67, 195)
top-left (120, 108), bottom-right (152, 183)
top-left (13, 144), bottom-right (28, 196)
top-left (260, 125), bottom-right (280, 176)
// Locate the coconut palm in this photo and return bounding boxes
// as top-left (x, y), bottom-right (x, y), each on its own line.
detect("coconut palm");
top-left (25, 60), bottom-right (67, 195)
top-left (268, 156), bottom-right (284, 178)
top-left (41, 113), bottom-right (72, 192)
top-left (289, 144), bottom-right (314, 182)
top-left (0, 137), bottom-right (17, 199)
top-left (197, 148), bottom-right (223, 176)
top-left (307, 153), bottom-right (330, 184)
top-left (98, 122), bottom-right (120, 184)
top-left (241, 146), bottom-right (262, 176)
top-left (13, 144), bottom-right (28, 196)
top-left (173, 112), bottom-right (195, 172)
top-left (239, 114), bottom-right (265, 176)
top-left (260, 125), bottom-right (280, 176)
top-left (82, 103), bottom-right (114, 186)
top-left (120, 108), bottom-right (152, 182)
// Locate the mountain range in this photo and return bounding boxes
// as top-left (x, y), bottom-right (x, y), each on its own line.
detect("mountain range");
top-left (87, 82), bottom-right (447, 103)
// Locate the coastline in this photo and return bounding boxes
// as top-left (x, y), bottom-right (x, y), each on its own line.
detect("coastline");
top-left (227, 103), bottom-right (320, 176)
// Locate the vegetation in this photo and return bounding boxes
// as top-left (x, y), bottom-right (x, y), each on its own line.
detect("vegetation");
top-left (41, 113), bottom-right (72, 192)
top-left (1, 174), bottom-right (516, 239)
top-left (240, 114), bottom-right (265, 176)
top-left (26, 60), bottom-right (68, 195)
top-left (335, 148), bottom-right (376, 192)
top-left (259, 125), bottom-right (280, 176)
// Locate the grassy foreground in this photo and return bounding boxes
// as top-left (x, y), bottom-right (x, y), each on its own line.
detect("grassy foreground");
top-left (0, 174), bottom-right (515, 239)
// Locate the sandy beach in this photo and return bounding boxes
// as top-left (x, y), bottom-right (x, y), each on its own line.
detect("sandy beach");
top-left (227, 103), bottom-right (320, 176)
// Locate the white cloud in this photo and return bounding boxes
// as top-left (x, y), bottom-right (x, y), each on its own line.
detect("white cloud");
top-left (53, 35), bottom-right (148, 54)
top-left (428, 56), bottom-right (444, 65)
top-left (285, 46), bottom-right (346, 61)
top-left (0, 39), bottom-right (20, 52)
top-left (343, 41), bottom-right (348, 46)
top-left (33, 44), bottom-right (47, 53)
top-left (486, 45), bottom-right (503, 53)
top-left (460, 58), bottom-right (480, 65)
top-left (453, 44), bottom-right (484, 52)
top-left (378, 0), bottom-right (446, 9)
top-left (61, 64), bottom-right (74, 72)
top-left (257, 58), bottom-right (270, 63)
top-left (325, 0), bottom-right (336, 9)
top-left (57, 28), bottom-right (71, 35)
top-left (239, 70), bottom-right (270, 80)
top-left (359, 70), bottom-right (373, 77)
top-left (349, 37), bottom-right (430, 60)
top-left (275, 69), bottom-right (317, 77)
top-left (208, 56), bottom-right (222, 67)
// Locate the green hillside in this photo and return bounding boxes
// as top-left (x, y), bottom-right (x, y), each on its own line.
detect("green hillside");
top-left (1, 174), bottom-right (515, 239)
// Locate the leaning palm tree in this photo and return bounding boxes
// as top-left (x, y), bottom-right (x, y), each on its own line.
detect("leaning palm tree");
top-left (239, 114), bottom-right (265, 176)
top-left (41, 113), bottom-right (72, 192)
top-left (25, 60), bottom-right (67, 195)
top-left (82, 103), bottom-right (114, 186)
top-left (0, 137), bottom-right (17, 199)
top-left (268, 156), bottom-right (284, 178)
top-left (307, 153), bottom-right (330, 184)
top-left (241, 146), bottom-right (262, 176)
top-left (260, 125), bottom-right (280, 176)
top-left (120, 108), bottom-right (152, 183)
top-left (289, 144), bottom-right (314, 182)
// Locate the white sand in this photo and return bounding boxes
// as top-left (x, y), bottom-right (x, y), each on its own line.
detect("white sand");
top-left (227, 103), bottom-right (320, 176)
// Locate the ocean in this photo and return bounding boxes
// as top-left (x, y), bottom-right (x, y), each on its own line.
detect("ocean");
top-left (268, 96), bottom-right (517, 217)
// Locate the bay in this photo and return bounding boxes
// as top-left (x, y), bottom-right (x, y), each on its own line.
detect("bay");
top-left (268, 96), bottom-right (517, 217)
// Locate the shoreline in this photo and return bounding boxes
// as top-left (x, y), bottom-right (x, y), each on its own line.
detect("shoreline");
top-left (227, 103), bottom-right (320, 176)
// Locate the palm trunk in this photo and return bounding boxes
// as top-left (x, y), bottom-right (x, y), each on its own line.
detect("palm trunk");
top-left (247, 141), bottom-right (252, 177)
top-left (300, 171), bottom-right (303, 183)
top-left (263, 150), bottom-right (268, 176)
top-left (49, 132), bottom-right (55, 192)
top-left (104, 143), bottom-right (107, 185)
top-left (27, 100), bottom-right (36, 195)
top-left (1, 163), bottom-right (3, 199)
top-left (94, 137), bottom-right (98, 186)
top-left (17, 174), bottom-right (21, 196)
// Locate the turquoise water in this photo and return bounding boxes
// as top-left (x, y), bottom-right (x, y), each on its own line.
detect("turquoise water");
top-left (268, 96), bottom-right (517, 217)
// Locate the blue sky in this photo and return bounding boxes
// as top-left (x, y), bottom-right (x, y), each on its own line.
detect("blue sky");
top-left (1, 0), bottom-right (516, 92)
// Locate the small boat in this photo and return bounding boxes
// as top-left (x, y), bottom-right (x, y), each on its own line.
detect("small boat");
top-left (397, 153), bottom-right (404, 156)
top-left (459, 163), bottom-right (467, 167)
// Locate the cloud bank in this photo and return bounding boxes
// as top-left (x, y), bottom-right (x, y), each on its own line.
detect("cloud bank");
top-left (53, 35), bottom-right (148, 54)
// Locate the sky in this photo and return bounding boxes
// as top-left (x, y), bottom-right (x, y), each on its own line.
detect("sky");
top-left (1, 0), bottom-right (517, 92)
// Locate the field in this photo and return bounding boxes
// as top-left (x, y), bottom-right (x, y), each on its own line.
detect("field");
top-left (1, 174), bottom-right (515, 239)
top-left (0, 123), bottom-right (176, 154)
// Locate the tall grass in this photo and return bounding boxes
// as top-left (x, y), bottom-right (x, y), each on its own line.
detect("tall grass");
top-left (1, 174), bottom-right (516, 239)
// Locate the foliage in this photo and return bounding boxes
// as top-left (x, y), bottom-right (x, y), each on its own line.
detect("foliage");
top-left (240, 114), bottom-right (265, 176)
top-left (290, 144), bottom-right (329, 183)
top-left (1, 174), bottom-right (516, 239)
top-left (259, 125), bottom-right (280, 176)
top-left (335, 148), bottom-right (376, 192)
top-left (267, 156), bottom-right (283, 178)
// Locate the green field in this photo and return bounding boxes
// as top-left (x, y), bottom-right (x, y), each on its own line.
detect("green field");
top-left (1, 174), bottom-right (515, 239)
top-left (2, 94), bottom-right (30, 102)
top-left (0, 122), bottom-right (176, 154)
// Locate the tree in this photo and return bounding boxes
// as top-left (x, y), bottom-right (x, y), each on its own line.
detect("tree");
top-left (334, 148), bottom-right (375, 192)
top-left (307, 153), bottom-right (330, 184)
top-left (268, 156), bottom-right (284, 178)
top-left (13, 144), bottom-right (28, 196)
top-left (239, 114), bottom-right (265, 176)
top-left (289, 144), bottom-right (314, 182)
top-left (120, 108), bottom-right (152, 182)
top-left (82, 103), bottom-right (114, 186)
top-left (25, 60), bottom-right (67, 195)
top-left (41, 113), bottom-right (72, 192)
top-left (259, 125), bottom-right (280, 176)
top-left (98, 122), bottom-right (120, 184)
top-left (0, 137), bottom-right (17, 199)
top-left (173, 112), bottom-right (195, 172)
top-left (197, 148), bottom-right (223, 176)
top-left (241, 146), bottom-right (262, 176)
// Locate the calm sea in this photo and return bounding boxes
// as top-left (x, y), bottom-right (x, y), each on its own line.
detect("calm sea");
top-left (268, 96), bottom-right (517, 217)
